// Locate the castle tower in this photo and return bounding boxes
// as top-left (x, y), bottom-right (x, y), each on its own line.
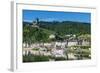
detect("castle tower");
top-left (32, 18), bottom-right (39, 28)
top-left (32, 18), bottom-right (39, 25)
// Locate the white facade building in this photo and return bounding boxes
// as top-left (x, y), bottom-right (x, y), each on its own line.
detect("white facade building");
top-left (68, 41), bottom-right (78, 46)
top-left (49, 34), bottom-right (55, 39)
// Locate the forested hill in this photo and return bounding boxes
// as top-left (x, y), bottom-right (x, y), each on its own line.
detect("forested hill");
top-left (23, 21), bottom-right (91, 36)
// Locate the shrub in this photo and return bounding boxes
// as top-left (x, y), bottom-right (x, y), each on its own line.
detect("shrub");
top-left (23, 55), bottom-right (49, 62)
top-left (55, 57), bottom-right (66, 61)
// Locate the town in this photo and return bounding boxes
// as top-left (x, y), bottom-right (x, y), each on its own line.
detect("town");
top-left (22, 19), bottom-right (91, 62)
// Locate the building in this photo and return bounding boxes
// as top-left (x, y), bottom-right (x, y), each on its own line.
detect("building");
top-left (49, 34), bottom-right (55, 39)
top-left (68, 40), bottom-right (78, 46)
top-left (31, 18), bottom-right (39, 28)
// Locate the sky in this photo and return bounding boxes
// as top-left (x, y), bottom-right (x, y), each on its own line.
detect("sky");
top-left (23, 10), bottom-right (91, 23)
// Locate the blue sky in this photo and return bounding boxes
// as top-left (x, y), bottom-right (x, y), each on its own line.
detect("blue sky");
top-left (23, 10), bottom-right (91, 23)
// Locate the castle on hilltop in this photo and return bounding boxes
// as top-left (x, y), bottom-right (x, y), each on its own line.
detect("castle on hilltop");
top-left (32, 18), bottom-right (39, 28)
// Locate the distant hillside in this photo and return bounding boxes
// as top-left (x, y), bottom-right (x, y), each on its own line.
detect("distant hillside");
top-left (23, 21), bottom-right (91, 35)
top-left (23, 21), bottom-right (91, 44)
top-left (40, 21), bottom-right (90, 35)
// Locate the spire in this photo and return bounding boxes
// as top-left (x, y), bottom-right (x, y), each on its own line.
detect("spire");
top-left (36, 18), bottom-right (39, 25)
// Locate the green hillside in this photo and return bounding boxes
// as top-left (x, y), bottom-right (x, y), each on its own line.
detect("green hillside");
top-left (23, 21), bottom-right (91, 45)
top-left (38, 21), bottom-right (91, 36)
top-left (23, 25), bottom-right (54, 44)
